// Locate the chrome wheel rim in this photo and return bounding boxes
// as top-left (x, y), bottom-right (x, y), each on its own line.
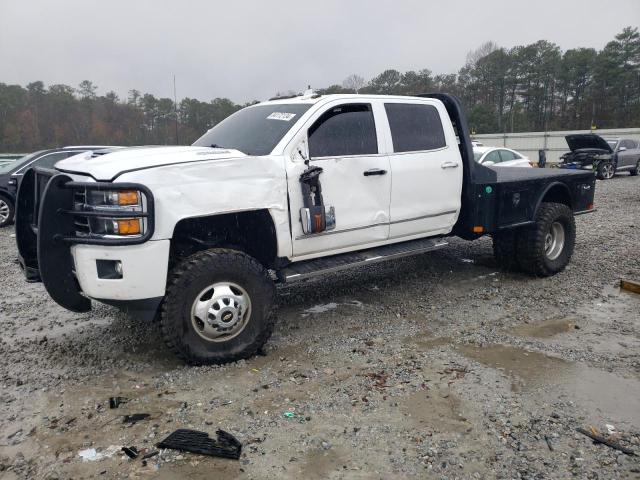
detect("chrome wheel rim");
top-left (0, 200), bottom-right (9, 223)
top-left (190, 282), bottom-right (252, 342)
top-left (602, 164), bottom-right (614, 179)
top-left (544, 221), bottom-right (565, 261)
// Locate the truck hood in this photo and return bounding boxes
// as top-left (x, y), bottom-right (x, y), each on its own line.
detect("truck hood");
top-left (565, 134), bottom-right (612, 153)
top-left (56, 146), bottom-right (247, 181)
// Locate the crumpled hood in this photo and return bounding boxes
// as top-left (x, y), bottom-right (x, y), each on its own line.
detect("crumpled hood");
top-left (565, 134), bottom-right (612, 153)
top-left (56, 146), bottom-right (247, 181)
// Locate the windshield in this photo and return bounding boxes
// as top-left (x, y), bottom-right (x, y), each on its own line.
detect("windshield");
top-left (0, 150), bottom-right (45, 174)
top-left (473, 151), bottom-right (483, 162)
top-left (606, 140), bottom-right (618, 149)
top-left (193, 103), bottom-right (312, 156)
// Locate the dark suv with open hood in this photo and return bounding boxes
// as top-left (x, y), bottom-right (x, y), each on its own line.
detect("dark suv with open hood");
top-left (558, 134), bottom-right (640, 180)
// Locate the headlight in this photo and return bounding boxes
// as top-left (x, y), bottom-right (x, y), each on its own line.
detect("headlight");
top-left (86, 190), bottom-right (142, 208)
top-left (74, 188), bottom-right (148, 238)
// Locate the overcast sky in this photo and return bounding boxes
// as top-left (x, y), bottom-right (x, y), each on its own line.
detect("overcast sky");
top-left (1, 0), bottom-right (638, 103)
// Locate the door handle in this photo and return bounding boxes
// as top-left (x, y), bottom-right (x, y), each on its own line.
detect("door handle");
top-left (363, 168), bottom-right (387, 176)
top-left (441, 161), bottom-right (459, 169)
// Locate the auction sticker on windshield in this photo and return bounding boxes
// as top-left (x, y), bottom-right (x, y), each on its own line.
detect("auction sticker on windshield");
top-left (267, 112), bottom-right (296, 121)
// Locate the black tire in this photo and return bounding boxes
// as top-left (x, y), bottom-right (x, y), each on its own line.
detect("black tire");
top-left (160, 248), bottom-right (276, 365)
top-left (630, 160), bottom-right (640, 176)
top-left (596, 161), bottom-right (615, 180)
top-left (517, 202), bottom-right (575, 277)
top-left (0, 195), bottom-right (14, 228)
top-left (492, 230), bottom-right (520, 271)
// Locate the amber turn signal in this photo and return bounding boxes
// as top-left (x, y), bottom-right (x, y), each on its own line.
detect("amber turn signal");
top-left (117, 191), bottom-right (140, 206)
top-left (116, 219), bottom-right (141, 235)
top-left (473, 225), bottom-right (484, 233)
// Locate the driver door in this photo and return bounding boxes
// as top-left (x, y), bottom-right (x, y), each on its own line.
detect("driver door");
top-left (287, 101), bottom-right (391, 259)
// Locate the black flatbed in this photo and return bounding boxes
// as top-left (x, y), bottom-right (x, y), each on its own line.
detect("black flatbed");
top-left (491, 166), bottom-right (593, 183)
top-left (419, 94), bottom-right (596, 239)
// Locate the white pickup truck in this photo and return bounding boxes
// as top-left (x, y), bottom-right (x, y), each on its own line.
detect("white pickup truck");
top-left (16, 93), bottom-right (596, 364)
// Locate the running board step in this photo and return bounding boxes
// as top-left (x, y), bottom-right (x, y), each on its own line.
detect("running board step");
top-left (277, 237), bottom-right (448, 283)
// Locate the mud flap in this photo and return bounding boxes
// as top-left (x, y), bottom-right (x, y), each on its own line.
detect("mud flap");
top-left (37, 174), bottom-right (91, 313)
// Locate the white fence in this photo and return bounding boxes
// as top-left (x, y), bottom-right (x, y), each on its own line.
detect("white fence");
top-left (471, 128), bottom-right (640, 164)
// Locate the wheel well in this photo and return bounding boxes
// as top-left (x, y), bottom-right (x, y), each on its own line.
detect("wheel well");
top-left (0, 191), bottom-right (14, 204)
top-left (170, 210), bottom-right (278, 268)
top-left (538, 183), bottom-right (572, 212)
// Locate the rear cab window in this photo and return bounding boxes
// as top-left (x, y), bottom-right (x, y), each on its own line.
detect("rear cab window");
top-left (384, 103), bottom-right (446, 153)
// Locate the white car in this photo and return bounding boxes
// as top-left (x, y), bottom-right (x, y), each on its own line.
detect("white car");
top-left (474, 147), bottom-right (532, 168)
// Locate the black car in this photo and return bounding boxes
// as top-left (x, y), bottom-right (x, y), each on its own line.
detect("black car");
top-left (558, 134), bottom-right (640, 180)
top-left (0, 146), bottom-right (114, 227)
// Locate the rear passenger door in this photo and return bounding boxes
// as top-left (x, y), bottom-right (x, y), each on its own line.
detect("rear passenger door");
top-left (618, 140), bottom-right (638, 168)
top-left (383, 101), bottom-right (462, 239)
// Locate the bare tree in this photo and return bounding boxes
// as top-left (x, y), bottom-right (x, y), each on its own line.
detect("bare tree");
top-left (342, 74), bottom-right (366, 93)
top-left (465, 41), bottom-right (499, 67)
top-left (78, 80), bottom-right (97, 99)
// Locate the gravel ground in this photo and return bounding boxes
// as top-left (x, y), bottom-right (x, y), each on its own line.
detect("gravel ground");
top-left (0, 174), bottom-right (639, 479)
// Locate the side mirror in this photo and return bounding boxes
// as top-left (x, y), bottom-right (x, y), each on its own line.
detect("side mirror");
top-left (618, 146), bottom-right (627, 152)
top-left (483, 160), bottom-right (495, 166)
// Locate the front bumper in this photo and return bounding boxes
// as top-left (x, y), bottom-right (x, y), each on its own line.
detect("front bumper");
top-left (15, 168), bottom-right (165, 313)
top-left (72, 240), bottom-right (169, 300)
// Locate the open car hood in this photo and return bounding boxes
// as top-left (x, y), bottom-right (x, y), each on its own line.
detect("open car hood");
top-left (565, 134), bottom-right (612, 153)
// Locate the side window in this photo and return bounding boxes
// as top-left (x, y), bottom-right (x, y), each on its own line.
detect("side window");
top-left (384, 103), bottom-right (446, 153)
top-left (621, 140), bottom-right (636, 150)
top-left (35, 152), bottom-right (75, 169)
top-left (499, 150), bottom-right (517, 161)
top-left (484, 151), bottom-right (501, 164)
top-left (308, 104), bottom-right (377, 158)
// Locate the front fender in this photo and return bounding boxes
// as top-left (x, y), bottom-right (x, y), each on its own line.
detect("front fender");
top-left (117, 156), bottom-right (292, 258)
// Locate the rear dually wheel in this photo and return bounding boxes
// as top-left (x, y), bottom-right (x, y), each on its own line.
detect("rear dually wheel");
top-left (516, 202), bottom-right (575, 277)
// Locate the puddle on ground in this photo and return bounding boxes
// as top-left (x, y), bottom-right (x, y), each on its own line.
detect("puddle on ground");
top-left (403, 330), bottom-right (452, 350)
top-left (300, 448), bottom-right (345, 479)
top-left (457, 344), bottom-right (640, 427)
top-left (400, 389), bottom-right (470, 433)
top-left (458, 345), bottom-right (568, 391)
top-left (512, 317), bottom-right (578, 338)
top-left (412, 336), bottom-right (453, 350)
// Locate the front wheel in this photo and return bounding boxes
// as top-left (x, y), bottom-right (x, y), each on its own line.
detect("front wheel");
top-left (517, 202), bottom-right (575, 277)
top-left (160, 248), bottom-right (276, 365)
top-left (0, 196), bottom-right (14, 227)
top-left (596, 161), bottom-right (615, 180)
